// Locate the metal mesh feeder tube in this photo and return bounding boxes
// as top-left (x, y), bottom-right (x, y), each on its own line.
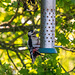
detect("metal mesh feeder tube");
top-left (38, 0), bottom-right (57, 53)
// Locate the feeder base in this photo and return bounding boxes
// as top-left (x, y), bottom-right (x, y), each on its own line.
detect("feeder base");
top-left (38, 48), bottom-right (57, 53)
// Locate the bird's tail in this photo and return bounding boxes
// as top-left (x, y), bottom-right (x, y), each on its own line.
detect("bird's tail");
top-left (30, 48), bottom-right (35, 64)
top-left (32, 51), bottom-right (41, 64)
top-left (30, 48), bottom-right (41, 64)
top-left (32, 48), bottom-right (41, 63)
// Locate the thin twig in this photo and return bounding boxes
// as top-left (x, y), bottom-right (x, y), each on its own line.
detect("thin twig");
top-left (0, 41), bottom-right (28, 52)
top-left (19, 51), bottom-right (30, 59)
top-left (15, 50), bottom-right (26, 68)
top-left (58, 62), bottom-right (75, 73)
top-left (0, 0), bottom-right (20, 27)
top-left (68, 67), bottom-right (75, 72)
top-left (6, 50), bottom-right (19, 70)
top-left (22, 17), bottom-right (32, 27)
top-left (9, 33), bottom-right (24, 44)
top-left (37, 0), bottom-right (41, 6)
top-left (8, 0), bottom-right (20, 24)
top-left (61, 46), bottom-right (75, 52)
top-left (58, 62), bottom-right (67, 73)
top-left (36, 18), bottom-right (41, 24)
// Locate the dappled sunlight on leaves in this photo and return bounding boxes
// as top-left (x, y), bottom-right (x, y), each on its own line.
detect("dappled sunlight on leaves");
top-left (14, 38), bottom-right (23, 44)
top-left (24, 59), bottom-right (32, 64)
top-left (0, 13), bottom-right (6, 22)
top-left (29, 69), bottom-right (38, 74)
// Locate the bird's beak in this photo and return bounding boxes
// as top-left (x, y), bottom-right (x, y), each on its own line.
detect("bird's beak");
top-left (31, 31), bottom-right (39, 37)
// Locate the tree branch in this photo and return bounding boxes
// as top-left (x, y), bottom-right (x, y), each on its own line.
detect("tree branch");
top-left (6, 50), bottom-right (19, 70)
top-left (15, 50), bottom-right (26, 68)
top-left (68, 67), bottom-right (75, 72)
top-left (61, 46), bottom-right (75, 52)
top-left (58, 62), bottom-right (75, 73)
top-left (0, 25), bottom-right (40, 32)
top-left (9, 33), bottom-right (24, 44)
top-left (0, 0), bottom-right (20, 27)
top-left (8, 0), bottom-right (20, 24)
top-left (0, 41), bottom-right (28, 52)
top-left (58, 62), bottom-right (67, 73)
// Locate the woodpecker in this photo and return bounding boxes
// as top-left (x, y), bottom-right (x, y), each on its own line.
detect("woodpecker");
top-left (28, 30), bottom-right (40, 63)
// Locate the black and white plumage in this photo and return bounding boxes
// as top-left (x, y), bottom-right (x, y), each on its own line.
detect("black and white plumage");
top-left (28, 30), bottom-right (40, 63)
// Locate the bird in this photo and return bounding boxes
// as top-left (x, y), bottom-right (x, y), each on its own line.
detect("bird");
top-left (28, 30), bottom-right (41, 63)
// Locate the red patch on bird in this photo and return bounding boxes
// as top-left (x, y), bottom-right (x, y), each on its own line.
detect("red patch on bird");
top-left (33, 49), bottom-right (37, 53)
top-left (33, 48), bottom-right (39, 53)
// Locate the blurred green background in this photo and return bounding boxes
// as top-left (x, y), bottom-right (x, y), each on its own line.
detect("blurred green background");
top-left (0, 0), bottom-right (75, 75)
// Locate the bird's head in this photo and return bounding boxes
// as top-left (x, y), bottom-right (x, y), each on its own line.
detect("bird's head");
top-left (28, 30), bottom-right (39, 37)
top-left (28, 30), bottom-right (35, 37)
top-left (28, 30), bottom-right (33, 36)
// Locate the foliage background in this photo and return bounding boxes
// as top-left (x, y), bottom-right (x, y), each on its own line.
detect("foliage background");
top-left (0, 0), bottom-right (75, 75)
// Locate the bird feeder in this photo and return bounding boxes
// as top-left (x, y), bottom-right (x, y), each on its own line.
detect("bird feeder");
top-left (38, 0), bottom-right (57, 53)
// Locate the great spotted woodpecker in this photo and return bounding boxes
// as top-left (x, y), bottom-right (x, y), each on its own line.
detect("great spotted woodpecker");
top-left (28, 30), bottom-right (40, 63)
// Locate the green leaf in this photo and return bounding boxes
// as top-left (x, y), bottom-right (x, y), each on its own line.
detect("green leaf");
top-left (71, 0), bottom-right (75, 4)
top-left (19, 68), bottom-right (28, 75)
